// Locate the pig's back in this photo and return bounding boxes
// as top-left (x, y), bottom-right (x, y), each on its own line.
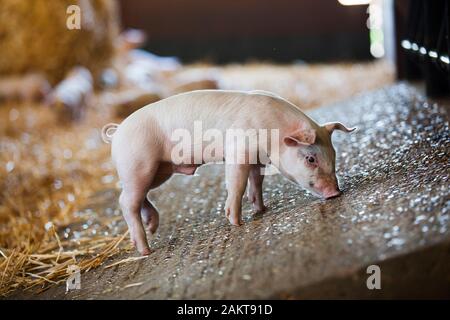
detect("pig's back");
top-left (135, 90), bottom-right (303, 131)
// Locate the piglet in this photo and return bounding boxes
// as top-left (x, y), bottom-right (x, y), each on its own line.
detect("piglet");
top-left (50, 67), bottom-right (93, 121)
top-left (0, 73), bottom-right (51, 103)
top-left (102, 90), bottom-right (355, 255)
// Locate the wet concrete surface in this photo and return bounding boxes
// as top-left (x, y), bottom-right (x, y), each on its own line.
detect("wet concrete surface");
top-left (14, 83), bottom-right (450, 299)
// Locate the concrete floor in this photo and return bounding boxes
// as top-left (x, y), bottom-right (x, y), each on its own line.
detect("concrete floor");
top-left (12, 83), bottom-right (450, 299)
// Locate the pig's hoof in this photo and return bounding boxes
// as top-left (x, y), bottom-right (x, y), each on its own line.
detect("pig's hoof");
top-left (225, 207), bottom-right (243, 226)
top-left (229, 218), bottom-right (243, 226)
top-left (131, 240), bottom-right (151, 256)
top-left (254, 205), bottom-right (267, 214)
top-left (140, 247), bottom-right (151, 256)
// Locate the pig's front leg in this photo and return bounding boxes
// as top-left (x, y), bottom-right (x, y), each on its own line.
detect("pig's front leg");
top-left (248, 165), bottom-right (267, 214)
top-left (225, 164), bottom-right (250, 226)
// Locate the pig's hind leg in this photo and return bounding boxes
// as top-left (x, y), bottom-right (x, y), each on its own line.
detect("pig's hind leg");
top-left (140, 165), bottom-right (173, 234)
top-left (248, 165), bottom-right (267, 214)
top-left (141, 198), bottom-right (160, 235)
top-left (118, 160), bottom-right (161, 256)
top-left (225, 164), bottom-right (250, 226)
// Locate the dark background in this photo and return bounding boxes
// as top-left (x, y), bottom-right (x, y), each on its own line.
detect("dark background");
top-left (118, 0), bottom-right (372, 63)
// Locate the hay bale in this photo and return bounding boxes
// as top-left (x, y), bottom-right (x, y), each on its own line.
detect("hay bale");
top-left (0, 0), bottom-right (119, 85)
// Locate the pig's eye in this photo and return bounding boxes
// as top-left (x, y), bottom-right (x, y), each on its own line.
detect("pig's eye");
top-left (305, 155), bottom-right (317, 166)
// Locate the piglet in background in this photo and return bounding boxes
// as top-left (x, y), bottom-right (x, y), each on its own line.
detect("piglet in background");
top-left (102, 90), bottom-right (355, 255)
top-left (0, 73), bottom-right (51, 103)
top-left (50, 67), bottom-right (93, 122)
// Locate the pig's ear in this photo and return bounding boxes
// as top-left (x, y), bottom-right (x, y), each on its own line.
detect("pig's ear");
top-left (283, 129), bottom-right (316, 147)
top-left (324, 122), bottom-right (356, 134)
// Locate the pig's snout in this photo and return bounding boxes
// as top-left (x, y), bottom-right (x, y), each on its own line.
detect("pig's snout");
top-left (314, 177), bottom-right (341, 199)
top-left (321, 186), bottom-right (341, 199)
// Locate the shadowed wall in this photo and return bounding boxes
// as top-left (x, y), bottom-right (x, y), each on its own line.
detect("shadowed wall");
top-left (119, 0), bottom-right (371, 62)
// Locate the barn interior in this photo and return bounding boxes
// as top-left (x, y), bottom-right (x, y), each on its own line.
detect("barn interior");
top-left (0, 0), bottom-right (448, 299)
